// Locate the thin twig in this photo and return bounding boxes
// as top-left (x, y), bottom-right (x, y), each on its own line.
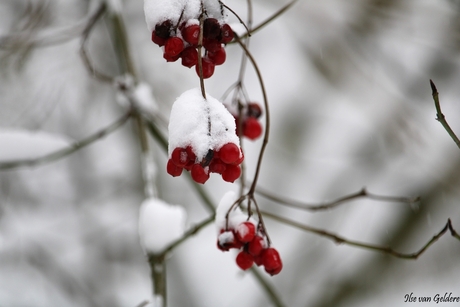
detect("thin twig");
top-left (0, 111), bottom-right (132, 171)
top-left (249, 267), bottom-right (286, 307)
top-left (255, 186), bottom-right (420, 212)
top-left (430, 79), bottom-right (460, 149)
top-left (262, 211), bottom-right (460, 259)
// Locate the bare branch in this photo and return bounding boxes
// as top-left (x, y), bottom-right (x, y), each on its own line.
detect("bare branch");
top-left (430, 79), bottom-right (460, 149)
top-left (255, 186), bottom-right (420, 212)
top-left (0, 111), bottom-right (132, 171)
top-left (262, 211), bottom-right (460, 259)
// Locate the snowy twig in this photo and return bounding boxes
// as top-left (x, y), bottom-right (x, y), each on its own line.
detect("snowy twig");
top-left (0, 111), bottom-right (132, 171)
top-left (262, 211), bottom-right (460, 259)
top-left (430, 79), bottom-right (460, 149)
top-left (197, 8), bottom-right (207, 99)
top-left (255, 186), bottom-right (420, 212)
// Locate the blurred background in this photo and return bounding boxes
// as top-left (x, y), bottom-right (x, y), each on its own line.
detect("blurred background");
top-left (1, 0), bottom-right (460, 306)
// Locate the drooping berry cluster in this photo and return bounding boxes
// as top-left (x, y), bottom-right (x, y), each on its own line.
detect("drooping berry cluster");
top-left (151, 17), bottom-right (234, 78)
top-left (167, 142), bottom-right (244, 184)
top-left (234, 102), bottom-right (263, 140)
top-left (217, 221), bottom-right (283, 275)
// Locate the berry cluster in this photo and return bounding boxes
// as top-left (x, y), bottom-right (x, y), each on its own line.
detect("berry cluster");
top-left (167, 142), bottom-right (244, 184)
top-left (217, 221), bottom-right (283, 275)
top-left (234, 102), bottom-right (263, 140)
top-left (151, 18), bottom-right (234, 78)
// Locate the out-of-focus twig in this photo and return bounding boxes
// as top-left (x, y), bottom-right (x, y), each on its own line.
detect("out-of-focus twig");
top-left (255, 186), bottom-right (420, 211)
top-left (430, 79), bottom-right (460, 149)
top-left (0, 111), bottom-right (132, 171)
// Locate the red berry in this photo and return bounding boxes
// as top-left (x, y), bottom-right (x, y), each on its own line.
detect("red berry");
top-left (247, 102), bottom-right (262, 118)
top-left (235, 222), bottom-right (256, 243)
top-left (181, 46), bottom-right (198, 68)
top-left (155, 20), bottom-right (172, 39)
top-left (171, 147), bottom-right (188, 167)
top-left (243, 117), bottom-right (262, 140)
top-left (209, 158), bottom-right (226, 174)
top-left (203, 39), bottom-right (222, 53)
top-left (191, 164), bottom-right (210, 184)
top-left (219, 143), bottom-right (240, 164)
top-left (217, 230), bottom-right (243, 251)
top-left (222, 164), bottom-right (241, 182)
top-left (254, 254), bottom-right (264, 266)
top-left (166, 159), bottom-right (183, 177)
top-left (185, 146), bottom-right (196, 162)
top-left (248, 236), bottom-right (265, 256)
top-left (236, 251), bottom-right (254, 270)
top-left (151, 31), bottom-right (167, 46)
top-left (203, 18), bottom-right (221, 39)
top-left (164, 37), bottom-right (184, 57)
top-left (182, 24), bottom-right (201, 45)
top-left (207, 46), bottom-right (226, 65)
top-left (195, 57), bottom-right (215, 79)
top-left (220, 24), bottom-right (234, 44)
top-left (261, 248), bottom-right (283, 276)
top-left (163, 52), bottom-right (180, 62)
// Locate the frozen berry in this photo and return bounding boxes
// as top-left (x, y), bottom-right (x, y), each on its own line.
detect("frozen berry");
top-left (209, 158), bottom-right (226, 174)
top-left (163, 52), bottom-right (180, 62)
top-left (155, 20), bottom-right (172, 39)
top-left (236, 251), bottom-right (254, 270)
top-left (203, 39), bottom-right (222, 53)
top-left (235, 222), bottom-right (256, 243)
top-left (243, 117), bottom-right (262, 140)
top-left (221, 164), bottom-right (241, 182)
top-left (195, 57), bottom-right (215, 79)
top-left (164, 37), bottom-right (184, 57)
top-left (181, 46), bottom-right (198, 68)
top-left (261, 248), bottom-right (283, 276)
top-left (191, 164), bottom-right (210, 184)
top-left (220, 24), bottom-right (234, 44)
top-left (207, 46), bottom-right (226, 65)
top-left (166, 159), bottom-right (183, 177)
top-left (171, 147), bottom-right (188, 167)
top-left (185, 146), bottom-right (196, 162)
top-left (203, 18), bottom-right (221, 39)
top-left (248, 236), bottom-right (265, 256)
top-left (219, 143), bottom-right (240, 164)
top-left (151, 31), bottom-right (167, 46)
top-left (182, 24), bottom-right (200, 45)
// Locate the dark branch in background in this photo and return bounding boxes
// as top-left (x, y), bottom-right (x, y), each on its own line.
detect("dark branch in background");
top-left (0, 111), bottom-right (132, 171)
top-left (262, 211), bottom-right (460, 259)
top-left (79, 2), bottom-right (114, 83)
top-left (430, 79), bottom-right (460, 149)
top-left (255, 186), bottom-right (420, 212)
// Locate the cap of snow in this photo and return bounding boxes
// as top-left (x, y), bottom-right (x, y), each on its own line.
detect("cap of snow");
top-left (138, 197), bottom-right (187, 254)
top-left (168, 88), bottom-right (240, 161)
top-left (215, 191), bottom-right (256, 233)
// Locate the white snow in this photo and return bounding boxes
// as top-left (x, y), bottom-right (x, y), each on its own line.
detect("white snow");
top-left (143, 0), bottom-right (227, 32)
top-left (133, 82), bottom-right (159, 115)
top-left (215, 191), bottom-right (256, 232)
top-left (138, 197), bottom-right (187, 254)
top-left (168, 88), bottom-right (240, 161)
top-left (0, 129), bottom-right (72, 161)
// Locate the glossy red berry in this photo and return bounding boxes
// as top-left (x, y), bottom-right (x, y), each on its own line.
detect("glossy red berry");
top-left (185, 146), bottom-right (196, 162)
top-left (221, 164), bottom-right (241, 182)
top-left (195, 57), bottom-right (215, 79)
top-left (243, 117), bottom-right (262, 140)
top-left (220, 24), bottom-right (234, 44)
top-left (247, 102), bottom-right (262, 118)
top-left (261, 248), bottom-right (283, 276)
top-left (248, 236), bottom-right (265, 256)
top-left (182, 24), bottom-right (200, 45)
top-left (181, 46), bottom-right (198, 68)
top-left (166, 159), bottom-right (183, 177)
top-left (207, 46), bottom-right (226, 65)
top-left (209, 158), bottom-right (226, 174)
top-left (219, 143), bottom-right (240, 164)
top-left (155, 20), bottom-right (172, 39)
top-left (164, 37), bottom-right (184, 58)
top-left (171, 147), bottom-right (188, 167)
top-left (203, 39), bottom-right (222, 53)
top-left (163, 52), bottom-right (180, 62)
top-left (235, 222), bottom-right (256, 243)
top-left (151, 31), bottom-right (167, 46)
top-left (191, 164), bottom-right (210, 184)
top-left (236, 251), bottom-right (254, 270)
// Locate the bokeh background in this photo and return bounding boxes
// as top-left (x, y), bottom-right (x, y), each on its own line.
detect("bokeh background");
top-left (1, 0), bottom-right (460, 306)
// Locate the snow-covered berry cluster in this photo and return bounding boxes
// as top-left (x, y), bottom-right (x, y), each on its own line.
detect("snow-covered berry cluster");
top-left (217, 222), bottom-right (283, 275)
top-left (168, 88), bottom-right (243, 184)
top-left (145, 0), bottom-right (234, 78)
top-left (234, 102), bottom-right (263, 140)
top-left (215, 192), bottom-right (283, 276)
